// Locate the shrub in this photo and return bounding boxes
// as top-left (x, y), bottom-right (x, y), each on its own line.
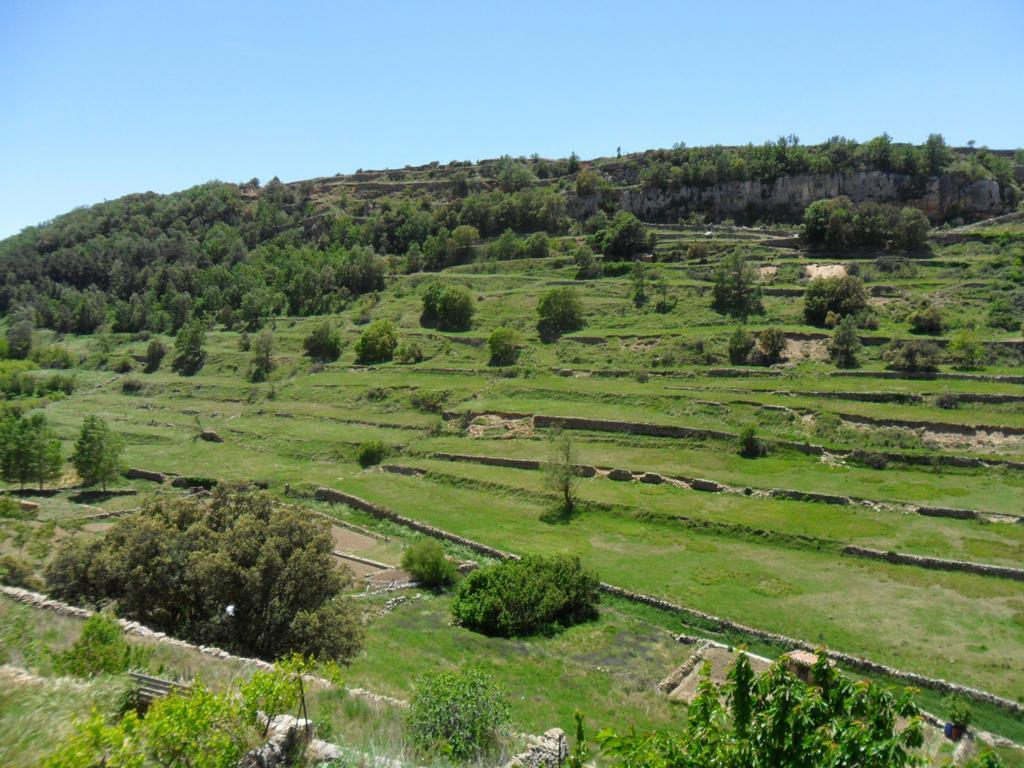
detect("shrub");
top-left (487, 327), bottom-right (520, 366)
top-left (121, 378), bottom-right (143, 394)
top-left (687, 242), bottom-right (709, 262)
top-left (70, 415), bottom-right (124, 491)
top-left (249, 329), bottom-right (274, 382)
top-left (354, 320), bottom-right (398, 363)
top-left (947, 329), bottom-right (987, 370)
top-left (451, 554), bottom-right (600, 637)
top-left (172, 318), bottom-right (206, 375)
top-left (303, 321), bottom-right (343, 362)
top-left (753, 328), bottom-right (786, 365)
top-left (436, 285), bottom-right (475, 331)
top-left (411, 390), bottom-right (448, 413)
top-left (401, 539), bottom-right (458, 589)
top-left (144, 339), bottom-right (166, 372)
top-left (356, 440), bottom-right (388, 467)
top-left (525, 231), bottom-right (550, 259)
top-left (737, 425), bottom-right (767, 458)
top-left (987, 291), bottom-right (1024, 331)
top-left (934, 392), bottom-right (960, 409)
top-left (407, 669), bottom-right (510, 759)
top-left (595, 212), bottom-right (653, 258)
top-left (573, 246), bottom-right (601, 279)
top-left (945, 696), bottom-right (973, 729)
top-left (32, 345), bottom-right (74, 369)
top-left (0, 554), bottom-right (41, 589)
top-left (52, 612), bottom-right (150, 678)
top-left (829, 314), bottom-right (862, 368)
top-left (803, 276), bottom-right (868, 326)
top-left (396, 341), bottom-right (424, 364)
top-left (728, 328), bottom-right (754, 365)
top-left (537, 287), bottom-right (585, 342)
top-left (801, 196), bottom-right (929, 251)
top-left (908, 304), bottom-right (942, 334)
top-left (112, 358), bottom-right (134, 373)
top-left (883, 339), bottom-right (941, 372)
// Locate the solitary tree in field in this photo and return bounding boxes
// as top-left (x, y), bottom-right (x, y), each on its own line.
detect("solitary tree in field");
top-left (71, 415), bottom-right (124, 491)
top-left (712, 251), bottom-right (763, 319)
top-left (543, 431), bottom-right (579, 516)
top-left (172, 317), bottom-right (207, 375)
top-left (0, 413), bottom-right (62, 491)
top-left (249, 329), bottom-right (274, 382)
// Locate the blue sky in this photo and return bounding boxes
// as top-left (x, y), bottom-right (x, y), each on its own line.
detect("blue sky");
top-left (1, 0), bottom-right (1022, 238)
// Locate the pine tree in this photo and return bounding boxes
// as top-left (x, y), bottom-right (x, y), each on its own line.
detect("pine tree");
top-left (0, 413), bottom-right (62, 490)
top-left (71, 416), bottom-right (124, 491)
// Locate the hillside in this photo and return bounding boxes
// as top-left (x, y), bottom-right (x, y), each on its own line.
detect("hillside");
top-left (0, 135), bottom-right (1023, 767)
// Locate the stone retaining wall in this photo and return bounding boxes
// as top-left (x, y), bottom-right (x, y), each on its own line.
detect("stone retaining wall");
top-left (842, 546), bottom-right (1024, 581)
top-left (309, 489), bottom-right (1024, 718)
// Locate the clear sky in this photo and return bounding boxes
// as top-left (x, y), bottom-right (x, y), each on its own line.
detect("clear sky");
top-left (1, 0), bottom-right (1022, 238)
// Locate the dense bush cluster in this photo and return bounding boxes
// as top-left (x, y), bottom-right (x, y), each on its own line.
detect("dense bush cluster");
top-left (801, 197), bottom-right (930, 252)
top-left (44, 488), bottom-right (364, 661)
top-left (537, 287), bottom-right (585, 342)
top-left (451, 554), bottom-right (599, 637)
top-left (420, 282), bottom-right (475, 331)
top-left (803, 275), bottom-right (868, 326)
top-left (408, 668), bottom-right (510, 759)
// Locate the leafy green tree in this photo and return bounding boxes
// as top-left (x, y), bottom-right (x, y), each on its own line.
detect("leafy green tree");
top-left (144, 338), bottom-right (166, 372)
top-left (754, 327), bottom-right (786, 365)
top-left (596, 212), bottom-right (652, 258)
top-left (408, 669), bottom-right (510, 760)
top-left (6, 313), bottom-right (33, 360)
top-left (487, 327), bottom-right (520, 366)
top-left (45, 488), bottom-right (364, 662)
top-left (803, 275), bottom-right (867, 326)
top-left (303, 321), bottom-right (343, 362)
top-left (354, 319), bottom-right (399, 363)
top-left (537, 287), bottom-right (585, 342)
top-left (883, 339), bottom-right (941, 372)
top-left (0, 412), bottom-right (62, 490)
top-left (712, 252), bottom-right (763, 319)
top-left (829, 314), bottom-right (862, 368)
top-left (599, 652), bottom-right (929, 768)
top-left (525, 231), bottom-right (550, 259)
top-left (172, 317), bottom-right (206, 375)
top-left (401, 538), bottom-right (458, 589)
top-left (70, 415), bottom-right (124, 491)
top-left (249, 329), bottom-right (274, 382)
top-left (573, 245), bottom-right (601, 279)
top-left (435, 285), bottom-right (475, 331)
top-left (631, 262), bottom-right (648, 307)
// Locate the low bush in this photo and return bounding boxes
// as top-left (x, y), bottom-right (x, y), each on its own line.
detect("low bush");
top-left (121, 378), bottom-right (143, 394)
top-left (407, 668), bottom-right (510, 760)
top-left (908, 304), bottom-right (942, 334)
top-left (356, 440), bottom-right (388, 467)
top-left (487, 327), bottom-right (520, 366)
top-left (0, 554), bottom-right (41, 589)
top-left (354, 320), bottom-right (398, 364)
top-left (883, 339), bottom-right (941, 372)
top-left (401, 539), bottom-right (458, 589)
top-left (304, 321), bottom-right (343, 362)
top-left (451, 554), bottom-right (599, 637)
top-left (737, 425), bottom-right (768, 458)
top-left (537, 287), bottom-right (585, 342)
top-left (804, 276), bottom-right (868, 326)
top-left (52, 613), bottom-right (151, 678)
top-left (396, 341), bottom-right (424, 363)
top-left (728, 328), bottom-right (754, 365)
top-left (411, 390), bottom-right (448, 413)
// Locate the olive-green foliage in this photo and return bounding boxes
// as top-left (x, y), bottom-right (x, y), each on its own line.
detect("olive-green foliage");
top-left (487, 327), bottom-right (520, 366)
top-left (44, 488), bottom-right (364, 662)
top-left (728, 328), bottom-right (755, 365)
top-left (356, 440), bottom-right (388, 467)
top-left (172, 317), bottom-right (206, 375)
top-left (6, 312), bottom-right (33, 360)
top-left (803, 275), bottom-right (867, 326)
top-left (883, 339), bottom-right (942, 373)
top-left (599, 653), bottom-right (934, 768)
top-left (400, 539), bottom-right (458, 589)
top-left (946, 329), bottom-right (987, 370)
top-left (51, 613), bottom-right (150, 678)
top-left (407, 668), bottom-right (510, 759)
top-left (421, 283), bottom-right (474, 331)
top-left (594, 212), bottom-right (652, 258)
top-left (543, 432), bottom-right (579, 515)
top-left (753, 328), bottom-right (786, 365)
top-left (712, 252), bottom-right (763, 319)
top-left (143, 339), bottom-right (166, 372)
top-left (945, 695), bottom-right (973, 729)
top-left (525, 231), bottom-right (550, 260)
top-left (829, 314), bottom-right (862, 368)
top-left (0, 553), bottom-right (41, 589)
top-left (987, 290), bottom-right (1024, 331)
top-left (0, 412), bottom-right (62, 491)
top-left (303, 321), bottom-right (343, 362)
top-left (908, 304), bottom-right (942, 335)
top-left (537, 287), bottom-right (585, 342)
top-left (248, 329), bottom-right (274, 382)
top-left (802, 196), bottom-right (930, 251)
top-left (70, 415), bottom-right (124, 491)
top-left (354, 320), bottom-right (399, 363)
top-left (451, 555), bottom-right (600, 637)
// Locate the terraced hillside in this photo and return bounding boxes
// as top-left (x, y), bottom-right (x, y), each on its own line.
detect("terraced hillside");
top-left (1, 144), bottom-right (1023, 764)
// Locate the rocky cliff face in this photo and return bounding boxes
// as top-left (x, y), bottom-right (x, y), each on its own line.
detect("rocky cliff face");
top-left (569, 171), bottom-right (1016, 224)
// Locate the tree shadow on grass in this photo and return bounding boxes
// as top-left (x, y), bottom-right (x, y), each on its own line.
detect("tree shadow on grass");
top-left (539, 501), bottom-right (584, 525)
top-left (69, 488), bottom-right (139, 505)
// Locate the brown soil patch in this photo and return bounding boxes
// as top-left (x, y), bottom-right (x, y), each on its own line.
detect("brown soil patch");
top-left (758, 265), bottom-right (778, 281)
top-left (804, 263), bottom-right (847, 280)
top-left (364, 567), bottom-right (412, 585)
top-left (330, 525), bottom-right (378, 553)
top-left (334, 557), bottom-right (385, 578)
top-left (784, 338), bottom-right (829, 363)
